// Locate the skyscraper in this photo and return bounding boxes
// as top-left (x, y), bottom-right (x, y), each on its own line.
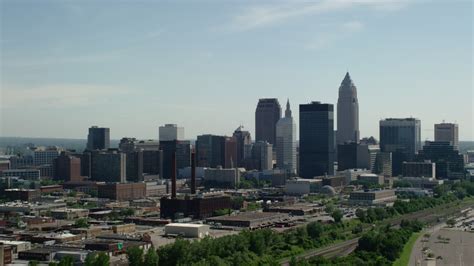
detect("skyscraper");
top-left (90, 150), bottom-right (126, 182)
top-left (251, 141), bottom-right (273, 171)
top-left (434, 123), bottom-right (459, 149)
top-left (276, 99), bottom-right (297, 174)
top-left (87, 126), bottom-right (110, 150)
top-left (159, 124), bottom-right (184, 141)
top-left (159, 140), bottom-right (191, 179)
top-left (379, 118), bottom-right (421, 176)
top-left (337, 72), bottom-right (359, 144)
top-left (255, 98), bottom-right (281, 145)
top-left (196, 134), bottom-right (226, 168)
top-left (299, 102), bottom-right (335, 178)
top-left (232, 126), bottom-right (252, 167)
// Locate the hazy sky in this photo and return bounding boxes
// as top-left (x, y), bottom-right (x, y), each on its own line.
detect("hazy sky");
top-left (1, 0), bottom-right (473, 141)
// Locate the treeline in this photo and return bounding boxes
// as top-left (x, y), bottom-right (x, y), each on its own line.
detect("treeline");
top-left (297, 220), bottom-right (423, 266)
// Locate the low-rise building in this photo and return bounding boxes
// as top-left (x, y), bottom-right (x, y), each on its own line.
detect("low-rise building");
top-left (285, 178), bottom-right (322, 195)
top-left (112, 224), bottom-right (136, 234)
top-left (349, 189), bottom-right (397, 206)
top-left (207, 212), bottom-right (289, 229)
top-left (98, 183), bottom-right (146, 201)
top-left (0, 201), bottom-right (67, 215)
top-left (265, 203), bottom-right (324, 216)
top-left (0, 240), bottom-right (31, 254)
top-left (357, 174), bottom-right (384, 186)
top-left (396, 176), bottom-right (443, 189)
top-left (164, 223), bottom-right (210, 238)
top-left (203, 167), bottom-right (241, 188)
top-left (1, 169), bottom-right (40, 180)
top-left (50, 209), bottom-right (89, 220)
top-left (5, 189), bottom-right (40, 201)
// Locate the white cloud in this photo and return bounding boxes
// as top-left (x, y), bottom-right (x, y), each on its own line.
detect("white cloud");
top-left (227, 0), bottom-right (409, 31)
top-left (1, 84), bottom-right (131, 109)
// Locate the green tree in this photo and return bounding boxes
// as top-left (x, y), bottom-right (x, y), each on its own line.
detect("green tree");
top-left (355, 208), bottom-right (366, 222)
top-left (28, 261), bottom-right (39, 266)
top-left (74, 218), bottom-right (89, 228)
top-left (144, 247), bottom-right (159, 266)
top-left (94, 252), bottom-right (110, 266)
top-left (331, 209), bottom-right (343, 223)
top-left (306, 222), bottom-right (324, 239)
top-left (58, 256), bottom-right (74, 266)
top-left (127, 246), bottom-right (144, 266)
top-left (84, 253), bottom-right (96, 266)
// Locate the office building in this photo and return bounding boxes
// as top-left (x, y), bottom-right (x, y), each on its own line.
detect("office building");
top-left (159, 124), bottom-right (184, 141)
top-left (374, 152), bottom-right (392, 177)
top-left (276, 99), bottom-right (297, 174)
top-left (160, 140), bottom-right (191, 179)
top-left (255, 98), bottom-right (281, 145)
top-left (9, 155), bottom-right (33, 169)
top-left (53, 152), bottom-right (82, 182)
top-left (2, 169), bottom-right (41, 180)
top-left (379, 118), bottom-right (421, 176)
top-left (337, 143), bottom-right (379, 172)
top-left (232, 126), bottom-right (252, 167)
top-left (33, 146), bottom-right (62, 166)
top-left (196, 135), bottom-right (226, 168)
top-left (224, 137), bottom-right (238, 168)
top-left (203, 167), bottom-right (241, 188)
top-left (416, 141), bottom-right (465, 179)
top-left (434, 123), bottom-right (459, 149)
top-left (299, 102), bottom-right (335, 178)
top-left (87, 126), bottom-right (110, 150)
top-left (125, 150), bottom-right (144, 182)
top-left (90, 150), bottom-right (126, 182)
top-left (0, 160), bottom-right (9, 175)
top-left (402, 161), bottom-right (436, 178)
top-left (337, 72), bottom-right (359, 144)
top-left (142, 150), bottom-right (163, 177)
top-left (250, 141), bottom-right (273, 171)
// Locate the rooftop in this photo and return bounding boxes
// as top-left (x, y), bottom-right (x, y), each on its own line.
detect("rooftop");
top-left (165, 223), bottom-right (209, 228)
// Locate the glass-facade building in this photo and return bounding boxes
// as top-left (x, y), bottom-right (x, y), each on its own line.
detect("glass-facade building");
top-left (379, 118), bottom-right (421, 176)
top-left (299, 102), bottom-right (335, 178)
top-left (87, 126), bottom-right (110, 151)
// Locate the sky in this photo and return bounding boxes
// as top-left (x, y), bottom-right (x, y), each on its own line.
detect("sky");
top-left (0, 0), bottom-right (473, 141)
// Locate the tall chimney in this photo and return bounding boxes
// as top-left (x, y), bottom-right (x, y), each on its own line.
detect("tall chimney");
top-left (171, 152), bottom-right (177, 198)
top-left (191, 151), bottom-right (196, 194)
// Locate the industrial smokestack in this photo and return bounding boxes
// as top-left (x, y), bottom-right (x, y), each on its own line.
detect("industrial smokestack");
top-left (191, 151), bottom-right (196, 194)
top-left (171, 152), bottom-right (177, 198)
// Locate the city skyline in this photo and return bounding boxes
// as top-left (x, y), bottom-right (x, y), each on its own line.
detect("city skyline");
top-left (1, 0), bottom-right (472, 140)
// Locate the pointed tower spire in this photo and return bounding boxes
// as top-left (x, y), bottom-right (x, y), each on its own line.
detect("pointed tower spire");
top-left (285, 98), bottom-right (292, 118)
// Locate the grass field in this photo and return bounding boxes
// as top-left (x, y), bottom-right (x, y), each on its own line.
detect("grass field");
top-left (393, 232), bottom-right (421, 266)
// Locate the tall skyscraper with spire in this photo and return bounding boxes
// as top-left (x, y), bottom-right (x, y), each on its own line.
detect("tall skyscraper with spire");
top-left (276, 99), bottom-right (297, 174)
top-left (337, 72), bottom-right (359, 144)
